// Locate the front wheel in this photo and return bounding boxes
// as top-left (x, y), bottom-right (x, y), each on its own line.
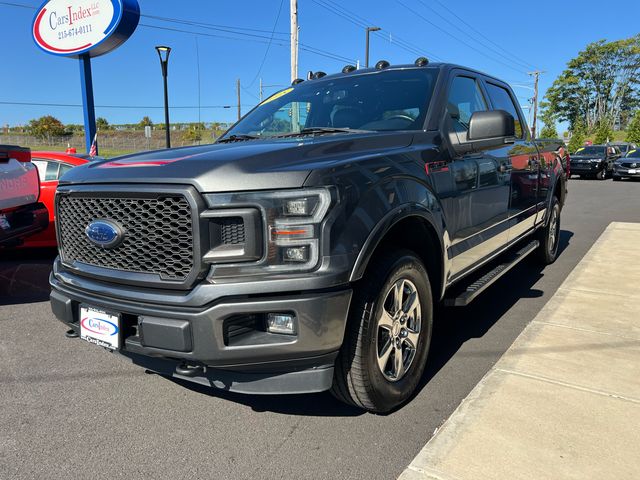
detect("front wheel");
top-left (331, 250), bottom-right (433, 413)
top-left (597, 168), bottom-right (607, 180)
top-left (535, 196), bottom-right (561, 265)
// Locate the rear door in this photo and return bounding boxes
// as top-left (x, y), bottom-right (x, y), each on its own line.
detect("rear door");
top-left (437, 72), bottom-right (511, 277)
top-left (482, 80), bottom-right (541, 240)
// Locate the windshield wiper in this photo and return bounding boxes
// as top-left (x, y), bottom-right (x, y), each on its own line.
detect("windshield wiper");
top-left (217, 134), bottom-right (260, 143)
top-left (278, 127), bottom-right (371, 137)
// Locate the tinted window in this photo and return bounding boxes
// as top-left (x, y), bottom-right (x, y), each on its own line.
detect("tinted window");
top-left (625, 149), bottom-right (640, 158)
top-left (575, 146), bottom-right (606, 156)
top-left (485, 83), bottom-right (523, 137)
top-left (447, 76), bottom-right (487, 130)
top-left (32, 160), bottom-right (60, 181)
top-left (224, 68), bottom-right (439, 137)
top-left (58, 163), bottom-right (73, 179)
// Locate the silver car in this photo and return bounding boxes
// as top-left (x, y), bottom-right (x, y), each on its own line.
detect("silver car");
top-left (613, 147), bottom-right (640, 181)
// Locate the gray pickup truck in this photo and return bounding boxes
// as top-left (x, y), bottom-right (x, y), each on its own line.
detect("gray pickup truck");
top-left (50, 61), bottom-right (568, 412)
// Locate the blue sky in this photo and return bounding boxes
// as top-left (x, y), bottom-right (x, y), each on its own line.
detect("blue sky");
top-left (1, 0), bottom-right (639, 130)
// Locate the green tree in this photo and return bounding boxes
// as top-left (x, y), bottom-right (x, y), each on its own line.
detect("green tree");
top-left (138, 116), bottom-right (153, 128)
top-left (540, 123), bottom-right (558, 138)
top-left (183, 123), bottom-right (204, 143)
top-left (593, 119), bottom-right (614, 144)
top-left (568, 120), bottom-right (587, 152)
top-left (27, 115), bottom-right (65, 140)
top-left (543, 35), bottom-right (640, 130)
top-left (96, 117), bottom-right (110, 130)
top-left (626, 110), bottom-right (640, 143)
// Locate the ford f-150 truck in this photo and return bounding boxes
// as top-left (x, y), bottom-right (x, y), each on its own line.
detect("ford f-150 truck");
top-left (0, 145), bottom-right (48, 247)
top-left (50, 61), bottom-right (568, 412)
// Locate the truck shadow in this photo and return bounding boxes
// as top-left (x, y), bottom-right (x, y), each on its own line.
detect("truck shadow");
top-left (0, 248), bottom-right (56, 306)
top-left (410, 229), bottom-right (574, 404)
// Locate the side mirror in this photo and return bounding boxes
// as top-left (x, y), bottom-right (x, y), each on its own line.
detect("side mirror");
top-left (467, 110), bottom-right (515, 142)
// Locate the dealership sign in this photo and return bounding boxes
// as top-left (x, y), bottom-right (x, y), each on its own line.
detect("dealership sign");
top-left (32, 0), bottom-right (140, 58)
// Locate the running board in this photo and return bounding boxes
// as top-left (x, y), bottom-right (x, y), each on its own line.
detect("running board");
top-left (444, 240), bottom-right (540, 307)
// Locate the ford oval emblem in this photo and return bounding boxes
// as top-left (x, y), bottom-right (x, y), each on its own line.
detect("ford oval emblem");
top-left (85, 219), bottom-right (124, 248)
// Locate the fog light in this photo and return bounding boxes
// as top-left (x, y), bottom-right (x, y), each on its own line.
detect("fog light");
top-left (267, 313), bottom-right (296, 335)
top-left (282, 245), bottom-right (309, 262)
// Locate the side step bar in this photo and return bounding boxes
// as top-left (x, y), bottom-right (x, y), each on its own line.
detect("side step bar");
top-left (445, 240), bottom-right (540, 307)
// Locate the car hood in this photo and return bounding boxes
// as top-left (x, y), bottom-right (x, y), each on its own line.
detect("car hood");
top-left (59, 132), bottom-right (414, 192)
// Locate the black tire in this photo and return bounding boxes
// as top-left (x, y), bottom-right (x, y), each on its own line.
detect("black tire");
top-left (597, 168), bottom-right (607, 180)
top-left (331, 250), bottom-right (433, 413)
top-left (535, 196), bottom-right (561, 265)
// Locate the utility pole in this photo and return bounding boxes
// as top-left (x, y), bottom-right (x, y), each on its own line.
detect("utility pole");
top-left (290, 0), bottom-right (300, 132)
top-left (528, 70), bottom-right (545, 139)
top-left (259, 77), bottom-right (263, 102)
top-left (365, 26), bottom-right (381, 68)
top-left (290, 0), bottom-right (298, 82)
top-left (236, 78), bottom-right (241, 121)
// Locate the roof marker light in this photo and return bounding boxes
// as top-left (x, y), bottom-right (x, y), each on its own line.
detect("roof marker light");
top-left (415, 57), bottom-right (429, 66)
top-left (375, 60), bottom-right (390, 70)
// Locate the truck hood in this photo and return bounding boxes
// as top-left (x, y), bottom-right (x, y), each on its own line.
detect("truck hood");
top-left (60, 132), bottom-right (414, 192)
top-left (571, 155), bottom-right (603, 161)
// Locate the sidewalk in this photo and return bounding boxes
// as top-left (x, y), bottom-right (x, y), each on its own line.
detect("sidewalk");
top-left (400, 222), bottom-right (640, 480)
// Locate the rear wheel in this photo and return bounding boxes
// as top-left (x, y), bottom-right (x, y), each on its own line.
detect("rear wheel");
top-left (535, 196), bottom-right (561, 265)
top-left (331, 250), bottom-right (433, 413)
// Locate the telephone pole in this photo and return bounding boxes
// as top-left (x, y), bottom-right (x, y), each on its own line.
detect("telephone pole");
top-left (236, 78), bottom-right (241, 121)
top-left (290, 0), bottom-right (298, 82)
top-left (528, 70), bottom-right (545, 139)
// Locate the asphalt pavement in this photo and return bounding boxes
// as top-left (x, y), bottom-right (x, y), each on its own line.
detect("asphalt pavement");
top-left (1, 177), bottom-right (639, 480)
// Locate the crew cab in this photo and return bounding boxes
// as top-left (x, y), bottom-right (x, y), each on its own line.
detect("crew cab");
top-left (0, 145), bottom-right (48, 247)
top-left (49, 61), bottom-right (568, 412)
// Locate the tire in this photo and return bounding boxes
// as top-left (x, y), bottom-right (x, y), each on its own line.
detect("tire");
top-left (331, 250), bottom-right (433, 413)
top-left (597, 168), bottom-right (607, 180)
top-left (613, 175), bottom-right (622, 182)
top-left (535, 196), bottom-right (561, 265)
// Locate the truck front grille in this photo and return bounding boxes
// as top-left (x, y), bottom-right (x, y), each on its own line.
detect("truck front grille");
top-left (57, 194), bottom-right (194, 281)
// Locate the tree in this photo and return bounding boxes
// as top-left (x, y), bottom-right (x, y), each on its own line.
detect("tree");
top-left (539, 101), bottom-right (559, 138)
top-left (138, 116), bottom-right (153, 128)
top-left (543, 35), bottom-right (640, 131)
top-left (27, 115), bottom-right (65, 140)
top-left (183, 123), bottom-right (205, 143)
top-left (626, 110), bottom-right (640, 143)
top-left (568, 120), bottom-right (587, 152)
top-left (540, 123), bottom-right (558, 139)
top-left (96, 117), bottom-right (110, 130)
top-left (593, 119), bottom-right (614, 144)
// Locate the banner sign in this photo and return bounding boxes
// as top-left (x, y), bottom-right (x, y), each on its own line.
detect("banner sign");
top-left (32, 0), bottom-right (140, 58)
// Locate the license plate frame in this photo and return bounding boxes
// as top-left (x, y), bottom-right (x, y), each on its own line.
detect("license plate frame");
top-left (79, 305), bottom-right (121, 350)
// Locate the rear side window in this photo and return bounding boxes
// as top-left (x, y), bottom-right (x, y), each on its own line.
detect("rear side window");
top-left (32, 159), bottom-right (60, 181)
top-left (58, 163), bottom-right (73, 179)
top-left (485, 83), bottom-right (523, 137)
top-left (447, 76), bottom-right (487, 131)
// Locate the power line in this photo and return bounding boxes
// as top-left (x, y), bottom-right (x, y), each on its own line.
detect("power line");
top-left (395, 0), bottom-right (528, 75)
top-left (0, 1), bottom-right (32, 9)
top-left (247, 0), bottom-right (286, 87)
top-left (415, 0), bottom-right (533, 71)
top-left (431, 0), bottom-right (538, 71)
top-left (140, 14), bottom-right (290, 36)
top-left (0, 101), bottom-right (254, 109)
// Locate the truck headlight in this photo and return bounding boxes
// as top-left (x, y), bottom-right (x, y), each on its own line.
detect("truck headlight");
top-left (204, 188), bottom-right (335, 278)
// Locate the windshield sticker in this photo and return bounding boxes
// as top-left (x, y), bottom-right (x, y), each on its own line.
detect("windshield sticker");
top-left (629, 149), bottom-right (636, 155)
top-left (575, 147), bottom-right (585, 153)
top-left (261, 88), bottom-right (294, 105)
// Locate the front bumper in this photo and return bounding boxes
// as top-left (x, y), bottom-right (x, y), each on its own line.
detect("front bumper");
top-left (50, 273), bottom-right (352, 394)
top-left (614, 166), bottom-right (640, 178)
top-left (570, 163), bottom-right (604, 175)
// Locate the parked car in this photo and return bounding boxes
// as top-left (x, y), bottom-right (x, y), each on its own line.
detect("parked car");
top-left (570, 144), bottom-right (621, 179)
top-left (49, 61), bottom-right (568, 412)
top-left (0, 145), bottom-right (48, 247)
top-left (610, 141), bottom-right (637, 156)
top-left (19, 152), bottom-right (91, 248)
top-left (613, 147), bottom-right (640, 181)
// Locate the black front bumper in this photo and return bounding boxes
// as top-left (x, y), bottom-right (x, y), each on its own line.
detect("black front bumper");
top-left (570, 163), bottom-right (604, 175)
top-left (50, 273), bottom-right (352, 394)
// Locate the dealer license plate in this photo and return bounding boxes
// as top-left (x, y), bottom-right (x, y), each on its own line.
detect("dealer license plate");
top-left (628, 169), bottom-right (637, 174)
top-left (80, 305), bottom-right (120, 350)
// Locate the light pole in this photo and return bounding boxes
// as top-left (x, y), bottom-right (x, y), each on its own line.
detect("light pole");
top-left (365, 26), bottom-right (381, 68)
top-left (155, 45), bottom-right (172, 148)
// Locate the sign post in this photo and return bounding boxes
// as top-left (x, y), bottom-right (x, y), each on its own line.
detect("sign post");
top-left (32, 0), bottom-right (140, 154)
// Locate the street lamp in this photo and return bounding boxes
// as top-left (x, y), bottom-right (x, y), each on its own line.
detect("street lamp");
top-left (155, 45), bottom-right (172, 148)
top-left (365, 26), bottom-right (381, 68)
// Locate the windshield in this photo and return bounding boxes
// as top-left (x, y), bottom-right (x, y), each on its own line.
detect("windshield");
top-left (625, 149), bottom-right (640, 158)
top-left (222, 68), bottom-right (439, 139)
top-left (574, 146), bottom-right (605, 156)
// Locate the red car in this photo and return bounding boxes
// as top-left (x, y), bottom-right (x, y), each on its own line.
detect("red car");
top-left (21, 151), bottom-right (93, 247)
